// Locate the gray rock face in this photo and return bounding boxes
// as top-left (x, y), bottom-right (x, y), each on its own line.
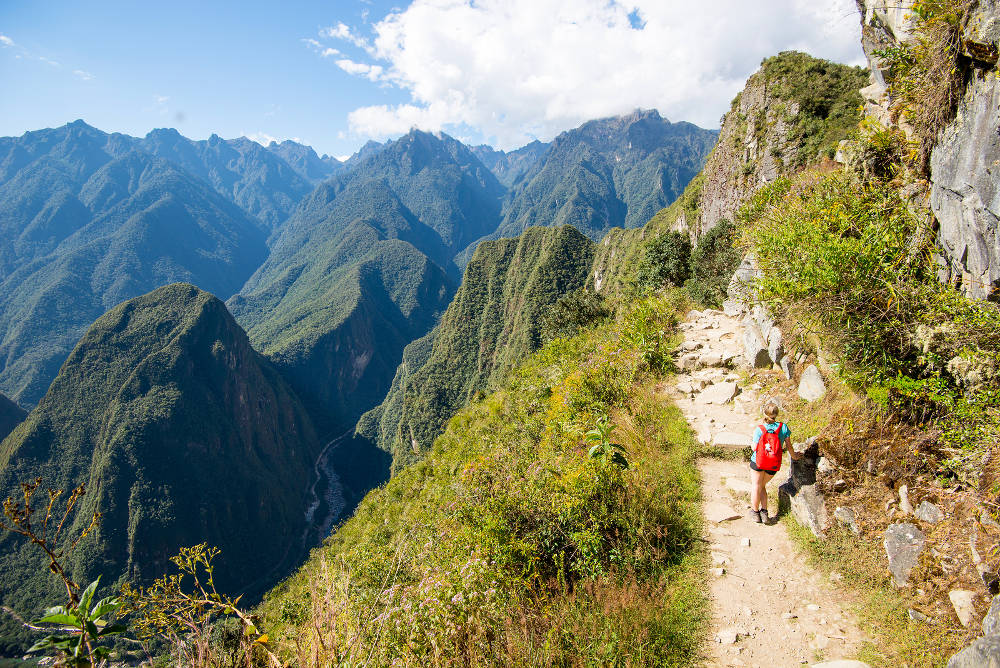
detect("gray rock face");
top-left (947, 635), bottom-right (1000, 668)
top-left (884, 523), bottom-right (926, 587)
top-left (798, 364), bottom-right (827, 401)
top-left (930, 71), bottom-right (1000, 300)
top-left (779, 439), bottom-right (826, 536)
top-left (743, 322), bottom-right (771, 368)
top-left (915, 500), bottom-right (945, 524)
top-left (983, 595), bottom-right (1000, 636)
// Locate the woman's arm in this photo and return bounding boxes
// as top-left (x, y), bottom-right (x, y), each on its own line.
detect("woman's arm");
top-left (785, 439), bottom-right (802, 460)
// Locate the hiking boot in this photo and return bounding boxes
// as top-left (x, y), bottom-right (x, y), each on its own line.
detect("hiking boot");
top-left (759, 509), bottom-right (770, 525)
top-left (748, 509), bottom-right (762, 523)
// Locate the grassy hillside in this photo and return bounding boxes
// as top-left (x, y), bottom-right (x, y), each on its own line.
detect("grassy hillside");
top-left (259, 291), bottom-right (706, 666)
top-left (356, 225), bottom-right (597, 471)
top-left (0, 284), bottom-right (322, 653)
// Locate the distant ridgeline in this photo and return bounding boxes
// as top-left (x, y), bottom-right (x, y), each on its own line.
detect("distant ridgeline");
top-left (0, 284), bottom-right (323, 653)
top-left (0, 109), bottom-right (719, 653)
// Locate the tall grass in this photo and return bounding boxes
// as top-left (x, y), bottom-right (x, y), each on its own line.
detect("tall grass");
top-left (257, 291), bottom-right (708, 666)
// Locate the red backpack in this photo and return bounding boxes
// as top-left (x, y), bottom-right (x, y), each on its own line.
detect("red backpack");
top-left (755, 423), bottom-right (783, 471)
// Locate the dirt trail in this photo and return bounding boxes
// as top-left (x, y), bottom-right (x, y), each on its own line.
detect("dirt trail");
top-left (671, 309), bottom-right (869, 667)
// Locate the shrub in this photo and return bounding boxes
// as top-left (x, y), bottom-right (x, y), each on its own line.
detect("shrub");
top-left (636, 231), bottom-right (691, 289)
top-left (685, 219), bottom-right (743, 308)
top-left (540, 289), bottom-right (611, 343)
top-left (738, 166), bottom-right (1000, 469)
top-left (874, 0), bottom-right (974, 173)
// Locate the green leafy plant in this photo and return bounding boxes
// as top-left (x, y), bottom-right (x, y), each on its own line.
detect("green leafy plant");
top-left (0, 479), bottom-right (121, 666)
top-left (27, 577), bottom-right (124, 666)
top-left (585, 416), bottom-right (628, 468)
top-left (685, 219), bottom-right (743, 308)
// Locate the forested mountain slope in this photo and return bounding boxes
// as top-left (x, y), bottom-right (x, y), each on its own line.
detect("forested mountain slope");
top-left (495, 110), bottom-right (718, 241)
top-left (0, 392), bottom-right (25, 442)
top-left (356, 225), bottom-right (596, 470)
top-left (0, 284), bottom-right (323, 653)
top-left (228, 172), bottom-right (459, 443)
top-left (135, 129), bottom-right (313, 230)
top-left (0, 137), bottom-right (268, 406)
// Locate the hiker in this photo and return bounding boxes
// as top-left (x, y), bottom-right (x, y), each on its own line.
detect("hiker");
top-left (748, 401), bottom-right (799, 524)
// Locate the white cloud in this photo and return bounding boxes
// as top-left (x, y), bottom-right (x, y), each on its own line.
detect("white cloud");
top-left (73, 69), bottom-right (94, 81)
top-left (38, 56), bottom-right (60, 67)
top-left (335, 58), bottom-right (383, 81)
top-left (333, 0), bottom-right (866, 150)
top-left (0, 34), bottom-right (13, 47)
top-left (320, 22), bottom-right (372, 51)
top-left (322, 47), bottom-right (340, 58)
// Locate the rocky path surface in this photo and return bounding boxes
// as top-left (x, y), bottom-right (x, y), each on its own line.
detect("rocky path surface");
top-left (671, 309), bottom-right (869, 667)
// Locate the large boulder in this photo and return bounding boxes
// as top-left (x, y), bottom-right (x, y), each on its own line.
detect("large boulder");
top-left (701, 381), bottom-right (739, 405)
top-left (948, 635), bottom-right (1000, 668)
top-left (767, 327), bottom-right (785, 365)
top-left (983, 595), bottom-right (1000, 636)
top-left (884, 523), bottom-right (926, 587)
top-left (743, 322), bottom-right (771, 368)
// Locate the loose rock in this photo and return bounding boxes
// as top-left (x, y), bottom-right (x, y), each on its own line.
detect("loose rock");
top-left (899, 484), bottom-right (914, 515)
top-left (884, 523), bottom-right (926, 587)
top-left (779, 354), bottom-right (794, 380)
top-left (908, 608), bottom-right (932, 624)
top-left (949, 589), bottom-right (977, 628)
top-left (834, 506), bottom-right (861, 536)
top-left (743, 322), bottom-right (771, 368)
top-left (915, 500), bottom-right (944, 524)
top-left (812, 662), bottom-right (872, 668)
top-left (797, 364), bottom-right (827, 402)
top-left (767, 327), bottom-right (784, 365)
top-left (701, 382), bottom-right (740, 405)
top-left (984, 595), bottom-right (1000, 636)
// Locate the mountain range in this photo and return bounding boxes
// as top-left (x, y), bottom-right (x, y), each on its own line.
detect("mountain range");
top-left (0, 108), bottom-right (719, 651)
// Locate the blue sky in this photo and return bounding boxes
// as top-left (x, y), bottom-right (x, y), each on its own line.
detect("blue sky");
top-left (1, 0), bottom-right (866, 158)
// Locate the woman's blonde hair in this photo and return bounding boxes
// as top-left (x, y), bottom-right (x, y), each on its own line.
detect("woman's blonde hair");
top-left (762, 401), bottom-right (780, 421)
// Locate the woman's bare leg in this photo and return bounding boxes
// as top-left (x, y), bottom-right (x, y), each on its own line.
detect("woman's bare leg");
top-left (759, 472), bottom-right (775, 512)
top-left (750, 469), bottom-right (764, 511)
